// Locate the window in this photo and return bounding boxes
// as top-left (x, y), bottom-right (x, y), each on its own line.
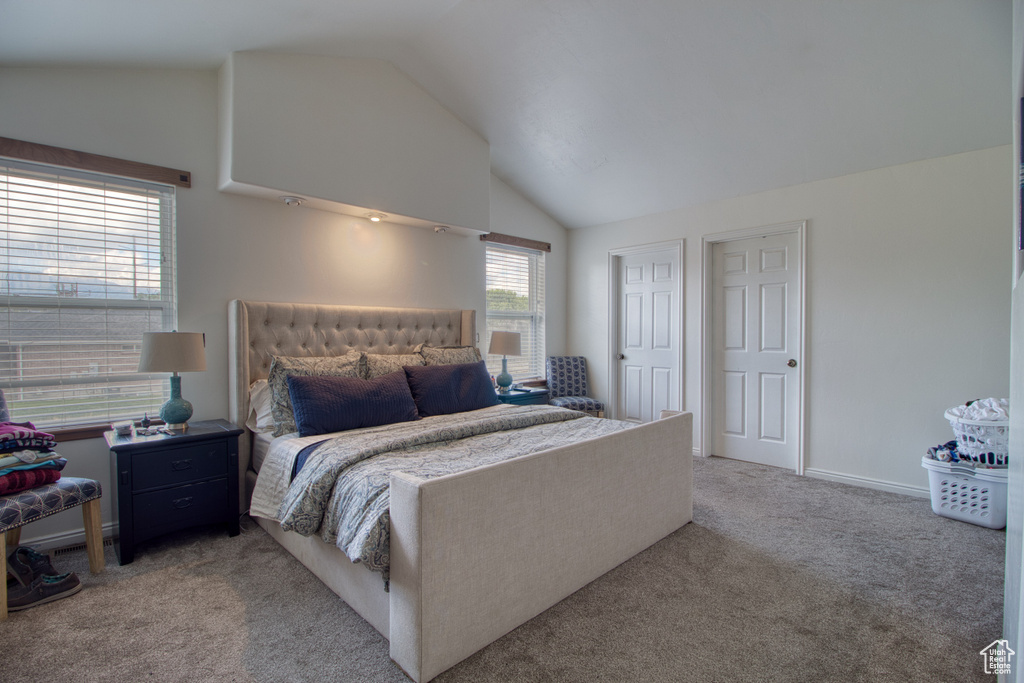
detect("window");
top-left (485, 243), bottom-right (545, 380)
top-left (0, 157), bottom-right (177, 429)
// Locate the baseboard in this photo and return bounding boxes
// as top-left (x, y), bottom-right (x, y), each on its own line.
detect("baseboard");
top-left (15, 521), bottom-right (118, 551)
top-left (803, 467), bottom-right (930, 499)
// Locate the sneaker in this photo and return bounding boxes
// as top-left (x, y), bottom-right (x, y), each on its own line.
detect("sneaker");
top-left (7, 572), bottom-right (82, 611)
top-left (6, 546), bottom-right (58, 588)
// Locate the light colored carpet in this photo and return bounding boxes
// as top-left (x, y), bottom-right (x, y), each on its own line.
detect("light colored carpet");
top-left (0, 456), bottom-right (1005, 682)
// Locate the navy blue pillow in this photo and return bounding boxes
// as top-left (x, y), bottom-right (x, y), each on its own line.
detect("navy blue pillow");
top-left (404, 361), bottom-right (500, 417)
top-left (286, 371), bottom-right (420, 437)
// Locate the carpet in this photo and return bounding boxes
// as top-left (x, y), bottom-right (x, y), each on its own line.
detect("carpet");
top-left (0, 456), bottom-right (1005, 682)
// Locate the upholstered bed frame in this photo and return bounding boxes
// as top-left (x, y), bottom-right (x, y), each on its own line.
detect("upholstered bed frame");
top-left (228, 299), bottom-right (693, 682)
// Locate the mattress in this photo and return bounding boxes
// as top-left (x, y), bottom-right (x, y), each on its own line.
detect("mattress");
top-left (252, 430), bottom-right (281, 474)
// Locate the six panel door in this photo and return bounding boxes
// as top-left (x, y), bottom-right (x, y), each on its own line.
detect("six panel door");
top-left (616, 248), bottom-right (681, 423)
top-left (710, 233), bottom-right (800, 468)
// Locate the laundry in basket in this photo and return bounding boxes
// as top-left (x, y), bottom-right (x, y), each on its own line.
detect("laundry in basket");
top-left (943, 398), bottom-right (1009, 467)
top-left (922, 398), bottom-right (1009, 529)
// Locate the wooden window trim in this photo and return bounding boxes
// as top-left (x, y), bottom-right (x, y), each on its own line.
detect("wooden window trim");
top-left (480, 232), bottom-right (551, 253)
top-left (0, 136), bottom-right (191, 188)
top-left (54, 418), bottom-right (166, 442)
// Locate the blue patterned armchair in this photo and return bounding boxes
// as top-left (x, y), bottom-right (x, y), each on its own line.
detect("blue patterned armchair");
top-left (545, 356), bottom-right (604, 417)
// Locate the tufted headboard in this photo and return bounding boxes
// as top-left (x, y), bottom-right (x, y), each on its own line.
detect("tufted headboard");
top-left (228, 299), bottom-right (476, 511)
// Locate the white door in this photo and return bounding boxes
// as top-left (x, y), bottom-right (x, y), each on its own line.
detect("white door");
top-left (615, 247), bottom-right (681, 423)
top-left (711, 232), bottom-right (800, 468)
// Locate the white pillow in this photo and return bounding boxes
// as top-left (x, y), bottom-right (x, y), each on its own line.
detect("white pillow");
top-left (246, 379), bottom-right (275, 433)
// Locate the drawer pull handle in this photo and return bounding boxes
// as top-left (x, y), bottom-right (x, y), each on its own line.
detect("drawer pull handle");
top-left (172, 496), bottom-right (194, 509)
top-left (171, 459), bottom-right (193, 471)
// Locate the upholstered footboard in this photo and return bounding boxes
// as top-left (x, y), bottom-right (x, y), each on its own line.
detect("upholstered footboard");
top-left (388, 412), bottom-right (693, 682)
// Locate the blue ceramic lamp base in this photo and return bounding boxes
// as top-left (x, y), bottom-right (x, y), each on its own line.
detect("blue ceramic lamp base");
top-left (160, 374), bottom-right (194, 431)
top-left (496, 357), bottom-right (513, 393)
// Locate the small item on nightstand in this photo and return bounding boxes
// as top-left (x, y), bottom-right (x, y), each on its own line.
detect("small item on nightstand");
top-left (111, 421), bottom-right (134, 436)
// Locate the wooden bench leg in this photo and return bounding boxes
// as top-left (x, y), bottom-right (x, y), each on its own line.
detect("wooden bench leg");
top-left (6, 527), bottom-right (21, 547)
top-left (82, 499), bottom-right (105, 574)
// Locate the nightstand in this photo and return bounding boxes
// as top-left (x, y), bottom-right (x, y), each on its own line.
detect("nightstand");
top-left (495, 387), bottom-right (549, 405)
top-left (105, 419), bottom-right (242, 565)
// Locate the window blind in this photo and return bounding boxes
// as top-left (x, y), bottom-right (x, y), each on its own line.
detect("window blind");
top-left (485, 243), bottom-right (545, 380)
top-left (0, 157), bottom-right (177, 429)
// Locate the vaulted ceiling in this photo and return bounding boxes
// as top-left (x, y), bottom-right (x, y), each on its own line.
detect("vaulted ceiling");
top-left (0, 0), bottom-right (1011, 228)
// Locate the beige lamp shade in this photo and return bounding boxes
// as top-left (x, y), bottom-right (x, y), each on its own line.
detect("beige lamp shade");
top-left (488, 331), bottom-right (521, 357)
top-left (137, 332), bottom-right (207, 373)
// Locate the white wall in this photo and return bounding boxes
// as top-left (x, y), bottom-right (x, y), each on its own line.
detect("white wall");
top-left (221, 52), bottom-right (491, 232)
top-left (0, 65), bottom-right (567, 545)
top-left (568, 146), bottom-right (1011, 494)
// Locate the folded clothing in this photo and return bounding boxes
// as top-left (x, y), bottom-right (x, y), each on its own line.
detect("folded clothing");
top-left (0, 467), bottom-right (61, 495)
top-left (0, 456), bottom-right (66, 478)
top-left (0, 421), bottom-right (56, 453)
top-left (0, 450), bottom-right (58, 469)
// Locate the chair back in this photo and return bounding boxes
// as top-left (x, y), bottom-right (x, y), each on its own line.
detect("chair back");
top-left (546, 356), bottom-right (590, 398)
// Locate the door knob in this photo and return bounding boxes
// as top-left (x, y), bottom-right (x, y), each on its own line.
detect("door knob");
top-left (787, 359), bottom-right (797, 368)
top-left (617, 353), bottom-right (626, 360)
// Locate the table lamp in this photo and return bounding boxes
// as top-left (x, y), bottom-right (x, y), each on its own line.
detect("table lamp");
top-left (488, 331), bottom-right (521, 393)
top-left (138, 331), bottom-right (206, 431)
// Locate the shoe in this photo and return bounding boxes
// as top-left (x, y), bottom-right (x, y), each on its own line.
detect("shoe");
top-left (7, 572), bottom-right (81, 611)
top-left (6, 546), bottom-right (58, 588)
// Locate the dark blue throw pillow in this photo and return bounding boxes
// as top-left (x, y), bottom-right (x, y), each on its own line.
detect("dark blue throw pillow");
top-left (404, 361), bottom-right (500, 417)
top-left (286, 371), bottom-right (420, 437)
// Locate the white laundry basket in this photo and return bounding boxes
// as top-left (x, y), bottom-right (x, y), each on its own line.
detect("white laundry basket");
top-left (943, 408), bottom-right (1009, 466)
top-left (921, 456), bottom-right (1007, 529)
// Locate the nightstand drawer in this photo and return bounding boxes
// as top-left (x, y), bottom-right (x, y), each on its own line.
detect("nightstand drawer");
top-left (132, 441), bottom-right (228, 491)
top-left (132, 478), bottom-right (229, 542)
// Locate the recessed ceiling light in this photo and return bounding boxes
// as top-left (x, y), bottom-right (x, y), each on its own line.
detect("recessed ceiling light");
top-left (280, 196), bottom-right (304, 207)
top-left (367, 212), bottom-right (387, 222)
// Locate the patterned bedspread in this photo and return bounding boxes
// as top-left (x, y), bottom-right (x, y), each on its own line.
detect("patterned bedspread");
top-left (249, 404), bottom-right (637, 584)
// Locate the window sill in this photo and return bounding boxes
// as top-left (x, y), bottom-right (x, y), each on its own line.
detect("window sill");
top-left (52, 419), bottom-right (165, 442)
top-left (47, 425), bottom-right (109, 442)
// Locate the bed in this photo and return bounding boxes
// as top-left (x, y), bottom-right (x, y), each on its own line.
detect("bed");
top-left (228, 299), bottom-right (693, 682)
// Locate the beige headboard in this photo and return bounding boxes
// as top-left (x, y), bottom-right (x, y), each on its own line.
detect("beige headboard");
top-left (228, 299), bottom-right (476, 511)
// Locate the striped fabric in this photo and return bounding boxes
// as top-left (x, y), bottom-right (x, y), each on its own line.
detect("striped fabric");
top-left (286, 372), bottom-right (420, 437)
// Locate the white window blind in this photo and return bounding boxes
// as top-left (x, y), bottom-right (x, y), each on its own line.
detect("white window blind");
top-left (485, 243), bottom-right (545, 380)
top-left (0, 158), bottom-right (177, 429)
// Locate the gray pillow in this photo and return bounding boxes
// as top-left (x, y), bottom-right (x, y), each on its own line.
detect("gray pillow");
top-left (365, 353), bottom-right (424, 379)
top-left (417, 345), bottom-right (482, 366)
top-left (267, 350), bottom-right (363, 436)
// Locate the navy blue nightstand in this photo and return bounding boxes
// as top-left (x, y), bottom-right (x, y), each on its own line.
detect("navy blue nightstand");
top-left (105, 419), bottom-right (242, 565)
top-left (495, 387), bottom-right (549, 405)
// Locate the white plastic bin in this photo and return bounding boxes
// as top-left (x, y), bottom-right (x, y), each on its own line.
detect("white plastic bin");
top-left (921, 456), bottom-right (1007, 529)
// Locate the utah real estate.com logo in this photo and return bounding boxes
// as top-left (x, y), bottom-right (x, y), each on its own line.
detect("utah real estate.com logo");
top-left (980, 639), bottom-right (1015, 676)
